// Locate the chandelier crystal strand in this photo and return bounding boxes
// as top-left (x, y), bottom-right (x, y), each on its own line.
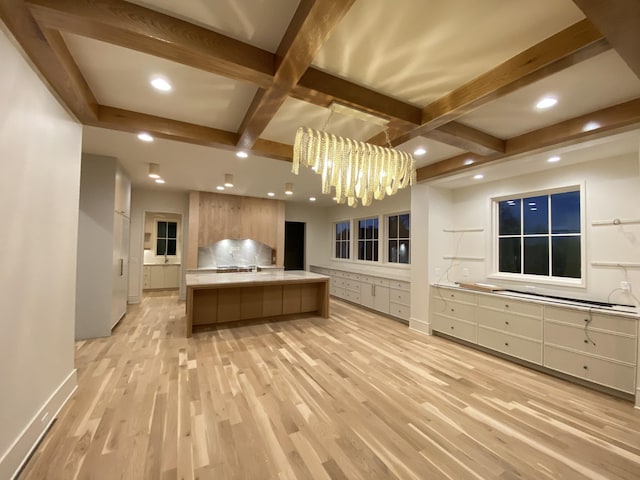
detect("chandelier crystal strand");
top-left (292, 127), bottom-right (416, 207)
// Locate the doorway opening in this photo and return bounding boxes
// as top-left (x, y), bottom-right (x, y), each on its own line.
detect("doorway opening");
top-left (284, 221), bottom-right (305, 271)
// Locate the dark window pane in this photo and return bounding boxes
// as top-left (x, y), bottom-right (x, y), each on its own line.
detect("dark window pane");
top-left (552, 236), bottom-right (581, 278)
top-left (399, 214), bottom-right (410, 238)
top-left (499, 238), bottom-right (521, 273)
top-left (523, 195), bottom-right (548, 234)
top-left (168, 222), bottom-right (177, 238)
top-left (359, 220), bottom-right (366, 240)
top-left (399, 239), bottom-right (410, 264)
top-left (358, 241), bottom-right (365, 260)
top-left (156, 239), bottom-right (166, 256)
top-left (365, 241), bottom-right (372, 261)
top-left (157, 221), bottom-right (167, 238)
top-left (388, 240), bottom-right (398, 263)
top-left (524, 237), bottom-right (549, 275)
top-left (372, 218), bottom-right (379, 239)
top-left (167, 239), bottom-right (177, 255)
top-left (373, 241), bottom-right (379, 261)
top-left (345, 242), bottom-right (350, 259)
top-left (335, 242), bottom-right (340, 258)
top-left (499, 199), bottom-right (521, 235)
top-left (389, 216), bottom-right (398, 239)
top-left (552, 191), bottom-right (580, 234)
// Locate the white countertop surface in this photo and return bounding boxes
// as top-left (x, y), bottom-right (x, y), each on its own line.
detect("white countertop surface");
top-left (186, 270), bottom-right (329, 287)
top-left (311, 264), bottom-right (410, 282)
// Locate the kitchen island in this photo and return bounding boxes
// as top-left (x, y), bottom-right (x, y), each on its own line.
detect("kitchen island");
top-left (185, 270), bottom-right (330, 336)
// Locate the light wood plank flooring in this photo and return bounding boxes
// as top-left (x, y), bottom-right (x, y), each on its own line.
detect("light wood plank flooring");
top-left (19, 292), bottom-right (640, 479)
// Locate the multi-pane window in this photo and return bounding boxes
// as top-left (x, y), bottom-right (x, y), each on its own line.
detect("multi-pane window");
top-left (357, 217), bottom-right (379, 261)
top-left (157, 221), bottom-right (177, 256)
top-left (335, 221), bottom-right (350, 259)
top-left (388, 213), bottom-right (410, 264)
top-left (498, 189), bottom-right (581, 279)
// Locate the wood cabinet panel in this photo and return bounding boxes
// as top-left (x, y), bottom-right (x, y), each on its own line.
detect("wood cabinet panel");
top-left (283, 285), bottom-right (302, 314)
top-left (217, 288), bottom-right (241, 322)
top-left (192, 290), bottom-right (217, 325)
top-left (241, 287), bottom-right (263, 320)
top-left (263, 285), bottom-right (283, 317)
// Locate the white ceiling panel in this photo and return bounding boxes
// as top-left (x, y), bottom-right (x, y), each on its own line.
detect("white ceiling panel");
top-left (63, 33), bottom-right (258, 131)
top-left (126, 0), bottom-right (301, 52)
top-left (457, 50), bottom-right (640, 138)
top-left (313, 0), bottom-right (585, 107)
top-left (396, 137), bottom-right (467, 168)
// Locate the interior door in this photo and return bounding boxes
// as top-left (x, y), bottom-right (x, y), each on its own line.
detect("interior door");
top-left (284, 221), bottom-right (305, 270)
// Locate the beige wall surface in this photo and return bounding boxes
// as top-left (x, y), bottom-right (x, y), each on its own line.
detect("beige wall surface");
top-left (0, 24), bottom-right (82, 478)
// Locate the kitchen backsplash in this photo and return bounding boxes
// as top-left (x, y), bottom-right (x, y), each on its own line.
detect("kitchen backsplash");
top-left (198, 238), bottom-right (274, 267)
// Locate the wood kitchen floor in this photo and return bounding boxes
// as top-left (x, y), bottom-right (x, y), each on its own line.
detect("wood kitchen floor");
top-left (19, 292), bottom-right (640, 479)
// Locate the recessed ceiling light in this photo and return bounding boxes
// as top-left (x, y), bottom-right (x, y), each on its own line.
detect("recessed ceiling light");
top-left (236, 151), bottom-right (248, 158)
top-left (413, 147), bottom-right (427, 156)
top-left (155, 178), bottom-right (165, 184)
top-left (224, 173), bottom-right (234, 187)
top-left (267, 192), bottom-right (275, 197)
top-left (464, 158), bottom-right (475, 166)
top-left (582, 121), bottom-right (601, 132)
top-left (547, 155), bottom-right (561, 163)
top-left (285, 182), bottom-right (293, 195)
top-left (473, 174), bottom-right (484, 180)
top-left (332, 197), bottom-right (337, 201)
top-left (138, 132), bottom-right (153, 142)
top-left (536, 96), bottom-right (557, 110)
top-left (150, 77), bottom-right (172, 92)
top-left (148, 163), bottom-right (160, 179)
top-left (216, 186), bottom-right (225, 191)
top-left (309, 197), bottom-right (316, 202)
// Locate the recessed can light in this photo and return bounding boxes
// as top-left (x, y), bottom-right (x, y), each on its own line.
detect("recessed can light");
top-left (464, 158), bottom-right (475, 166)
top-left (547, 155), bottom-right (561, 163)
top-left (582, 121), bottom-right (601, 132)
top-left (536, 96), bottom-right (557, 110)
top-left (413, 147), bottom-right (427, 156)
top-left (236, 151), bottom-right (248, 158)
top-left (309, 197), bottom-right (316, 202)
top-left (155, 178), bottom-right (165, 184)
top-left (473, 174), bottom-right (484, 180)
top-left (138, 132), bottom-right (153, 142)
top-left (150, 77), bottom-right (172, 92)
top-left (216, 186), bottom-right (225, 191)
top-left (267, 192), bottom-right (275, 197)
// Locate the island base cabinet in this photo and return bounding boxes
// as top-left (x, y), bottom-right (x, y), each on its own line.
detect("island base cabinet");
top-left (217, 288), bottom-right (242, 323)
top-left (544, 345), bottom-right (636, 394)
top-left (192, 290), bottom-right (217, 325)
top-left (263, 285), bottom-right (283, 316)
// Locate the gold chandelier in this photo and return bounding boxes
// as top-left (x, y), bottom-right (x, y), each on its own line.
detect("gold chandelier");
top-left (292, 117), bottom-right (416, 207)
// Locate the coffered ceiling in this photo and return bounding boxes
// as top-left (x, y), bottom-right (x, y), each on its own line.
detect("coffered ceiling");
top-left (1, 0), bottom-right (639, 205)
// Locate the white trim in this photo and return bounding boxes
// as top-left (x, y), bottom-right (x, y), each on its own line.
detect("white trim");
top-left (443, 255), bottom-right (485, 261)
top-left (409, 317), bottom-right (431, 335)
top-left (443, 227), bottom-right (484, 232)
top-left (0, 370), bottom-right (77, 480)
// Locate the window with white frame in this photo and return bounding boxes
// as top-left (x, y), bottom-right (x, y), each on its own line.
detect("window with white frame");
top-left (357, 217), bottom-right (379, 261)
top-left (496, 188), bottom-right (581, 279)
top-left (334, 221), bottom-right (350, 259)
top-left (388, 213), bottom-right (410, 264)
top-left (156, 221), bottom-right (178, 256)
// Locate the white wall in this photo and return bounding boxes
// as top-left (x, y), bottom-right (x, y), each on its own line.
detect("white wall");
top-left (284, 202), bottom-right (329, 269)
top-left (128, 188), bottom-right (189, 302)
top-left (0, 25), bottom-right (82, 479)
top-left (430, 153), bottom-right (640, 305)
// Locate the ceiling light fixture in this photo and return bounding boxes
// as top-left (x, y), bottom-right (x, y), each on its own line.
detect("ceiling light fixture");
top-left (536, 96), bottom-right (557, 110)
top-left (285, 183), bottom-right (293, 195)
top-left (473, 174), bottom-right (484, 180)
top-left (309, 197), bottom-right (316, 202)
top-left (155, 178), bottom-right (165, 184)
top-left (292, 102), bottom-right (415, 207)
top-left (413, 147), bottom-right (427, 156)
top-left (138, 132), bottom-right (153, 142)
top-left (148, 163), bottom-right (160, 179)
top-left (464, 158), bottom-right (475, 166)
top-left (216, 186), bottom-right (225, 191)
top-left (224, 174), bottom-right (234, 187)
top-left (547, 155), bottom-right (561, 163)
top-left (236, 151), bottom-right (248, 158)
top-left (150, 77), bottom-right (172, 92)
top-left (582, 121), bottom-right (601, 132)
top-left (267, 192), bottom-right (275, 197)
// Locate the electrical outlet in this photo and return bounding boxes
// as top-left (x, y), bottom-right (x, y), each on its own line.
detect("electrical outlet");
top-left (620, 281), bottom-right (631, 292)
top-left (462, 268), bottom-right (469, 277)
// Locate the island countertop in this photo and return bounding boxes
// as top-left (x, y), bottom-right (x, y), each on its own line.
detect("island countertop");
top-left (186, 270), bottom-right (329, 287)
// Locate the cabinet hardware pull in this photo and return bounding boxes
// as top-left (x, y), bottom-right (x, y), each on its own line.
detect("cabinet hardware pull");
top-left (120, 258), bottom-right (124, 276)
top-left (451, 326), bottom-right (454, 330)
top-left (505, 304), bottom-right (509, 308)
top-left (450, 294), bottom-right (454, 298)
top-left (505, 321), bottom-right (509, 325)
top-left (504, 342), bottom-right (509, 346)
top-left (583, 365), bottom-right (588, 370)
top-left (584, 319), bottom-right (588, 322)
top-left (451, 308), bottom-right (455, 312)
top-left (584, 339), bottom-right (589, 343)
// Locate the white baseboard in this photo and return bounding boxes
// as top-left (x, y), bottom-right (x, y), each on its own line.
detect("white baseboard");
top-left (635, 387), bottom-right (639, 410)
top-left (0, 369), bottom-right (77, 480)
top-left (128, 295), bottom-right (141, 304)
top-left (410, 317), bottom-right (431, 335)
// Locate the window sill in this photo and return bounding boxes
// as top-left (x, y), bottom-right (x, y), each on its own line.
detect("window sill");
top-left (488, 272), bottom-right (585, 289)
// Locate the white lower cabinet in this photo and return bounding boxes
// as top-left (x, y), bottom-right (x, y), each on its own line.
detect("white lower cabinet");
top-left (429, 285), bottom-right (639, 400)
top-left (144, 264), bottom-right (180, 290)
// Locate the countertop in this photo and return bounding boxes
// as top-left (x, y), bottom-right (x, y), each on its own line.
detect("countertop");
top-left (186, 270), bottom-right (330, 287)
top-left (311, 264), bottom-right (410, 282)
top-left (432, 282), bottom-right (639, 318)
top-left (187, 265), bottom-right (283, 273)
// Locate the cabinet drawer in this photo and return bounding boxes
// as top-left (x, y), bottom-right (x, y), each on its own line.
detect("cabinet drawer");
top-left (544, 321), bottom-right (637, 364)
top-left (477, 308), bottom-right (542, 340)
top-left (345, 280), bottom-right (360, 291)
top-left (372, 277), bottom-right (389, 287)
top-left (431, 287), bottom-right (476, 305)
top-left (478, 327), bottom-right (542, 364)
top-left (389, 280), bottom-right (410, 291)
top-left (343, 290), bottom-right (360, 303)
top-left (331, 286), bottom-right (346, 298)
top-left (432, 315), bottom-right (477, 343)
top-left (343, 272), bottom-right (360, 281)
top-left (544, 306), bottom-right (637, 336)
top-left (478, 295), bottom-right (542, 318)
top-left (544, 345), bottom-right (636, 394)
top-left (389, 288), bottom-right (410, 305)
top-left (390, 302), bottom-right (410, 320)
top-left (431, 297), bottom-right (476, 323)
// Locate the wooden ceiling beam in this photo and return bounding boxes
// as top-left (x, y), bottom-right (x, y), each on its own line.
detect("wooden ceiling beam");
top-left (235, 0), bottom-right (355, 151)
top-left (94, 106), bottom-right (293, 162)
top-left (422, 122), bottom-right (505, 156)
top-left (0, 0), bottom-right (98, 122)
top-left (416, 97), bottom-right (640, 182)
top-left (387, 19), bottom-right (610, 146)
top-left (26, 0), bottom-right (275, 88)
top-left (571, 0), bottom-right (640, 79)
